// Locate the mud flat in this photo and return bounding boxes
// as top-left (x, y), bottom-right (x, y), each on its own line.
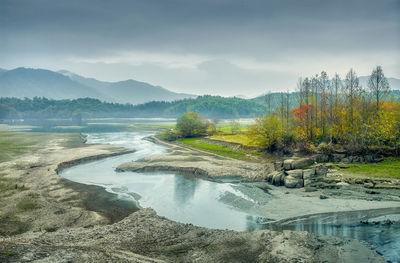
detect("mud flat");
top-left (117, 136), bottom-right (400, 222)
top-left (0, 132), bottom-right (391, 262)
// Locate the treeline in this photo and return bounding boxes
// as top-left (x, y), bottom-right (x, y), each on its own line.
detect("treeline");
top-left (250, 66), bottom-right (400, 153)
top-left (0, 95), bottom-right (266, 119)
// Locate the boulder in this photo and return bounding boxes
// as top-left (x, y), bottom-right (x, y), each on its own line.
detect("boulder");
top-left (285, 169), bottom-right (303, 179)
top-left (341, 158), bottom-right (350, 163)
top-left (302, 168), bottom-right (316, 187)
top-left (337, 163), bottom-right (350, 168)
top-left (364, 155), bottom-right (374, 163)
top-left (291, 158), bottom-right (314, 169)
top-left (336, 182), bottom-right (349, 186)
top-left (315, 164), bottom-right (328, 176)
top-left (284, 175), bottom-right (304, 188)
top-left (283, 159), bottom-right (294, 170)
top-left (265, 172), bottom-right (274, 183)
top-left (333, 153), bottom-right (346, 162)
top-left (270, 171), bottom-right (285, 186)
top-left (302, 168), bottom-right (315, 179)
top-left (316, 154), bottom-right (330, 163)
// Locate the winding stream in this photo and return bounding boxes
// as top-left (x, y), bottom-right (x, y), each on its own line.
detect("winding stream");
top-left (60, 131), bottom-right (400, 262)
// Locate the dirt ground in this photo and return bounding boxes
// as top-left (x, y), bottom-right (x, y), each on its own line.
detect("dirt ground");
top-left (0, 132), bottom-right (388, 262)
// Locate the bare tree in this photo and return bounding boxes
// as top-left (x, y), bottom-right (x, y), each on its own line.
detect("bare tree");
top-left (265, 91), bottom-right (272, 115)
top-left (368, 66), bottom-right (390, 112)
top-left (344, 68), bottom-right (362, 124)
top-left (319, 71), bottom-right (329, 138)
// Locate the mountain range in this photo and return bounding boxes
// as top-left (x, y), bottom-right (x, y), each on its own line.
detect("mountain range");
top-left (0, 67), bottom-right (195, 105)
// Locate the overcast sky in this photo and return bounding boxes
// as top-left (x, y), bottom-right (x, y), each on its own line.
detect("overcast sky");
top-left (1, 0), bottom-right (399, 97)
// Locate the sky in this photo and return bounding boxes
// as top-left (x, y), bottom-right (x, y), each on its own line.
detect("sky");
top-left (1, 0), bottom-right (399, 97)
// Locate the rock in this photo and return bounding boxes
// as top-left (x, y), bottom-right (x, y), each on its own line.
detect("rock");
top-left (316, 154), bottom-right (330, 163)
top-left (265, 172), bottom-right (274, 183)
top-left (315, 164), bottom-right (328, 176)
top-left (283, 159), bottom-right (294, 170)
top-left (291, 158), bottom-right (314, 169)
top-left (325, 163), bottom-right (334, 169)
top-left (341, 158), bottom-right (350, 163)
top-left (271, 171), bottom-right (285, 186)
top-left (374, 155), bottom-right (384, 163)
top-left (319, 194), bottom-right (329, 199)
top-left (303, 168), bottom-right (315, 178)
top-left (337, 163), bottom-right (350, 168)
top-left (364, 155), bottom-right (374, 162)
top-left (365, 190), bottom-right (380, 194)
top-left (284, 175), bottom-right (304, 188)
top-left (336, 182), bottom-right (349, 186)
top-left (304, 186), bottom-right (317, 192)
top-left (333, 153), bottom-right (346, 162)
top-left (364, 182), bottom-right (375, 189)
top-left (285, 169), bottom-right (303, 179)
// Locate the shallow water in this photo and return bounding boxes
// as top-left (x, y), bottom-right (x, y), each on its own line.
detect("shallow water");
top-left (60, 132), bottom-right (264, 231)
top-left (60, 132), bottom-right (400, 262)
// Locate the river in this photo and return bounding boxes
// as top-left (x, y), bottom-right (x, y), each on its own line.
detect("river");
top-left (60, 131), bottom-right (400, 262)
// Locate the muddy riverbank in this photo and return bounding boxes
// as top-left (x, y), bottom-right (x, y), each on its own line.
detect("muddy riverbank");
top-left (0, 131), bottom-right (395, 262)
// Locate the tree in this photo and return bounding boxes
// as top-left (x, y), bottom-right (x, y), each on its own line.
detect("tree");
top-left (344, 69), bottom-right (362, 124)
top-left (249, 114), bottom-right (284, 151)
top-left (368, 66), bottom-right (390, 112)
top-left (230, 120), bottom-right (241, 134)
top-left (176, 112), bottom-right (209, 137)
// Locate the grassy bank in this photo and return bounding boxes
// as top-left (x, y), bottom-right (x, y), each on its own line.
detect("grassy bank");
top-left (207, 133), bottom-right (256, 147)
top-left (340, 157), bottom-right (400, 179)
top-left (178, 138), bottom-right (251, 160)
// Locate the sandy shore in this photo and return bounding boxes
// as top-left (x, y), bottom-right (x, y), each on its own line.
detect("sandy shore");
top-left (0, 133), bottom-right (391, 262)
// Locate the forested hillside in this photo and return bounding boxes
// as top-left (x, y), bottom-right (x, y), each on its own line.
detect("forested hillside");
top-left (0, 95), bottom-right (266, 119)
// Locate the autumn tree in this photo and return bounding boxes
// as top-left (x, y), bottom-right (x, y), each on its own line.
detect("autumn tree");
top-left (368, 66), bottom-right (390, 112)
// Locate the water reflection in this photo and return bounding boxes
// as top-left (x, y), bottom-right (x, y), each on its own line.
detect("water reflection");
top-left (265, 209), bottom-right (400, 262)
top-left (173, 174), bottom-right (198, 205)
top-left (60, 132), bottom-right (400, 263)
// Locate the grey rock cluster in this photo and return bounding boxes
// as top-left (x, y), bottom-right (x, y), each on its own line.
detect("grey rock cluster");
top-left (266, 158), bottom-right (329, 189)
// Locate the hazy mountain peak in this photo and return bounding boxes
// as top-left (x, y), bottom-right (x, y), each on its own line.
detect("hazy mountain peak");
top-left (1, 67), bottom-right (195, 104)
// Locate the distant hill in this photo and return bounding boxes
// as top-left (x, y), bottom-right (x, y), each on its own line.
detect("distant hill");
top-left (0, 67), bottom-right (195, 104)
top-left (0, 68), bottom-right (108, 100)
top-left (58, 70), bottom-right (196, 104)
top-left (0, 95), bottom-right (266, 119)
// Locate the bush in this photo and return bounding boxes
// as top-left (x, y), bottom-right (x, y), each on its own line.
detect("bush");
top-left (248, 114), bottom-right (284, 151)
top-left (176, 112), bottom-right (209, 138)
top-left (317, 142), bottom-right (334, 156)
top-left (159, 130), bottom-right (180, 141)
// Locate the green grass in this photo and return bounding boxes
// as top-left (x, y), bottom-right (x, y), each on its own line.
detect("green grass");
top-left (207, 133), bottom-right (257, 147)
top-left (214, 123), bottom-right (249, 133)
top-left (340, 157), bottom-right (400, 178)
top-left (178, 138), bottom-right (250, 160)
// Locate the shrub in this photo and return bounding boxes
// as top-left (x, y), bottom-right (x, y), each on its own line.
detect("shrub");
top-left (248, 114), bottom-right (284, 151)
top-left (176, 112), bottom-right (209, 138)
top-left (159, 130), bottom-right (180, 141)
top-left (317, 142), bottom-right (334, 156)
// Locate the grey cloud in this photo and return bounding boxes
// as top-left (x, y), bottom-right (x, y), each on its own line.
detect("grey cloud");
top-left (0, 0), bottom-right (399, 95)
